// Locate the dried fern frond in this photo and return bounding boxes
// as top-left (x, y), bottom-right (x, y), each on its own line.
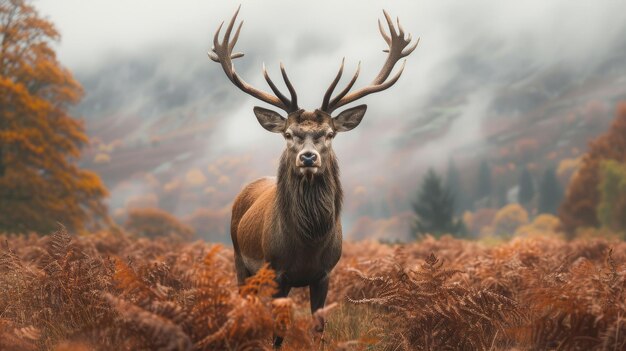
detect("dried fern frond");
top-left (46, 225), bottom-right (73, 260)
top-left (51, 341), bottom-right (95, 351)
top-left (272, 298), bottom-right (294, 337)
top-left (104, 293), bottom-right (192, 351)
top-left (239, 263), bottom-right (277, 298)
top-left (0, 319), bottom-right (38, 351)
top-left (194, 295), bottom-right (274, 351)
top-left (601, 317), bottom-right (626, 350)
top-left (113, 258), bottom-right (161, 302)
top-left (349, 251), bottom-right (525, 350)
top-left (2, 228), bottom-right (626, 350)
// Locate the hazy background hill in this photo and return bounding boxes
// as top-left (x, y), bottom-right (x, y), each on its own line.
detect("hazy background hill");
top-left (37, 0), bottom-right (626, 242)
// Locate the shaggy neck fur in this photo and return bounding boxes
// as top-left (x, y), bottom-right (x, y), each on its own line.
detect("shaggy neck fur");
top-left (276, 150), bottom-right (343, 242)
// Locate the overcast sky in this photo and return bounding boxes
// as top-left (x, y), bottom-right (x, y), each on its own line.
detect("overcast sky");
top-left (36, 0), bottom-right (626, 134)
top-left (37, 0), bottom-right (626, 105)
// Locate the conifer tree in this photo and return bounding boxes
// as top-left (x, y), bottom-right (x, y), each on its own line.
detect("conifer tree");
top-left (518, 166), bottom-right (535, 208)
top-left (477, 160), bottom-right (492, 201)
top-left (496, 183), bottom-right (508, 208)
top-left (538, 166), bottom-right (562, 215)
top-left (411, 169), bottom-right (464, 238)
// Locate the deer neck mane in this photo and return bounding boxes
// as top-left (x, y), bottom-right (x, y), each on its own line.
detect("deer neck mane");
top-left (276, 150), bottom-right (343, 242)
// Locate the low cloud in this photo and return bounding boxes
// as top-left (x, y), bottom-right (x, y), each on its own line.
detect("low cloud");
top-left (36, 1), bottom-right (626, 237)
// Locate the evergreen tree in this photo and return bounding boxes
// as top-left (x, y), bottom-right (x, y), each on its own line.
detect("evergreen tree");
top-left (411, 169), bottom-right (464, 238)
top-left (475, 160), bottom-right (492, 207)
top-left (496, 183), bottom-right (508, 208)
top-left (538, 166), bottom-right (563, 214)
top-left (518, 166), bottom-right (535, 208)
top-left (445, 158), bottom-right (463, 214)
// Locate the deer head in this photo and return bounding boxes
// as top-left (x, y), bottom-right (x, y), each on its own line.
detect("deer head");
top-left (209, 6), bottom-right (418, 177)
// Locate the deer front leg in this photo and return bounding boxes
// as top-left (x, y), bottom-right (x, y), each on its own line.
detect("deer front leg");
top-left (233, 254), bottom-right (251, 287)
top-left (309, 274), bottom-right (330, 333)
top-left (272, 273), bottom-right (291, 349)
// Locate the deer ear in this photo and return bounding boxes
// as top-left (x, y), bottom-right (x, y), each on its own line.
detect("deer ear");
top-left (333, 104), bottom-right (367, 132)
top-left (254, 106), bottom-right (286, 133)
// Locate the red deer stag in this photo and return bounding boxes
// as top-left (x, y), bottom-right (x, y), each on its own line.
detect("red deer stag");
top-left (209, 6), bottom-right (417, 347)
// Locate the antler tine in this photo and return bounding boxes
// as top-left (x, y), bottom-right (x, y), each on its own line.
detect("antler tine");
top-left (280, 62), bottom-right (298, 111)
top-left (229, 21), bottom-right (243, 53)
top-left (322, 10), bottom-right (418, 113)
top-left (377, 19), bottom-right (391, 45)
top-left (382, 10), bottom-right (397, 38)
top-left (262, 63), bottom-right (291, 107)
top-left (222, 5), bottom-right (240, 46)
top-left (328, 62), bottom-right (360, 108)
top-left (321, 58), bottom-right (345, 111)
top-left (403, 36), bottom-right (420, 56)
top-left (397, 17), bottom-right (405, 38)
top-left (208, 22), bottom-right (224, 62)
top-left (208, 6), bottom-right (299, 113)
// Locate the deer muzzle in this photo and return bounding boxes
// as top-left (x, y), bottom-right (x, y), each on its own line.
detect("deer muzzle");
top-left (296, 150), bottom-right (321, 174)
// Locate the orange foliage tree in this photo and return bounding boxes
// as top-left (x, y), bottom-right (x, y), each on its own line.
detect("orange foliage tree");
top-left (559, 103), bottom-right (626, 237)
top-left (185, 207), bottom-right (230, 240)
top-left (596, 160), bottom-right (626, 233)
top-left (0, 0), bottom-right (108, 233)
top-left (124, 208), bottom-right (194, 240)
top-left (462, 208), bottom-right (497, 237)
top-left (492, 203), bottom-right (529, 236)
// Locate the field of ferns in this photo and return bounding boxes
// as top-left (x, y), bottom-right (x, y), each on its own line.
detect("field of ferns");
top-left (1, 228), bottom-right (625, 351)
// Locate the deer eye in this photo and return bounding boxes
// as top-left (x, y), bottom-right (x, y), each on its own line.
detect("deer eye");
top-left (327, 132), bottom-right (335, 139)
top-left (284, 132), bottom-right (292, 139)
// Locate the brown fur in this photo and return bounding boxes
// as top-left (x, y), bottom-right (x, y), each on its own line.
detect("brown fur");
top-left (231, 111), bottom-right (343, 290)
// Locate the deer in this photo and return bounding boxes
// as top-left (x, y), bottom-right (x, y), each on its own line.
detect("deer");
top-left (208, 6), bottom-right (418, 348)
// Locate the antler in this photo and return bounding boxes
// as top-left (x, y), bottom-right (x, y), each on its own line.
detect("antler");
top-left (209, 6), bottom-right (299, 113)
top-left (321, 10), bottom-right (418, 113)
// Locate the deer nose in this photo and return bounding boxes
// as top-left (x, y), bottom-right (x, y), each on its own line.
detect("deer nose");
top-left (300, 152), bottom-right (317, 167)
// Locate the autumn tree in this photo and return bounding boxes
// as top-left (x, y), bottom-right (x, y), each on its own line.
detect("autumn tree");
top-left (411, 169), bottom-right (465, 238)
top-left (185, 207), bottom-right (230, 241)
top-left (0, 0), bottom-right (108, 233)
top-left (596, 160), bottom-right (626, 233)
top-left (462, 208), bottom-right (497, 237)
top-left (493, 203), bottom-right (529, 237)
top-left (124, 208), bottom-right (194, 240)
top-left (560, 103), bottom-right (626, 237)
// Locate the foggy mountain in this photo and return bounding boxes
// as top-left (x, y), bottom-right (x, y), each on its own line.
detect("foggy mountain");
top-left (38, 1), bottom-right (626, 241)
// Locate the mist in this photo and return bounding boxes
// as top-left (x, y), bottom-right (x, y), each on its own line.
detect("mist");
top-left (36, 0), bottom-right (626, 240)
